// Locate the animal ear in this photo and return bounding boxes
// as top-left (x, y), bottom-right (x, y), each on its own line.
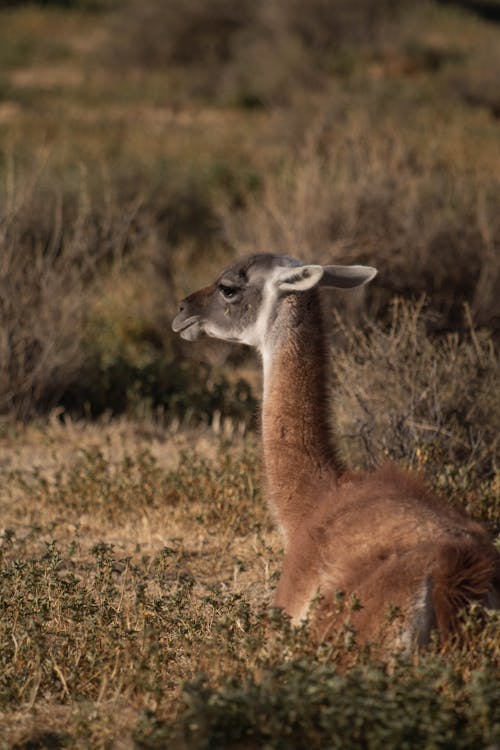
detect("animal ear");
top-left (275, 265), bottom-right (325, 292)
top-left (320, 265), bottom-right (377, 289)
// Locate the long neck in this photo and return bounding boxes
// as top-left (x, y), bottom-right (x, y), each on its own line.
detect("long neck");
top-left (261, 290), bottom-right (344, 540)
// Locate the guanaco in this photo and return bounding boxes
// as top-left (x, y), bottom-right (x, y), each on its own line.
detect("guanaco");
top-left (172, 253), bottom-right (499, 648)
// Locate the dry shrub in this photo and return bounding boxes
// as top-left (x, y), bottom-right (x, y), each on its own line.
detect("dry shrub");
top-left (105, 0), bottom-right (258, 86)
top-left (0, 152), bottom-right (256, 423)
top-left (221, 112), bottom-right (500, 331)
top-left (105, 0), bottom-right (409, 104)
top-left (334, 299), bottom-right (499, 528)
top-left (270, 0), bottom-right (403, 51)
top-left (0, 159), bottom-right (134, 419)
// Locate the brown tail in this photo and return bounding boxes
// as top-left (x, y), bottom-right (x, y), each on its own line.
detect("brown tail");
top-left (431, 540), bottom-right (500, 638)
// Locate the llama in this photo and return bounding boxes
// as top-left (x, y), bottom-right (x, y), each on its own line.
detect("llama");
top-left (172, 253), bottom-right (499, 648)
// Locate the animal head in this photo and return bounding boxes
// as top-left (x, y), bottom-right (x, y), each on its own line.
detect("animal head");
top-left (172, 253), bottom-right (377, 350)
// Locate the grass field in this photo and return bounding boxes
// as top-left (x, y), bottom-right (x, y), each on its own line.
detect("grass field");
top-left (0, 1), bottom-right (499, 747)
top-left (0, 414), bottom-right (498, 748)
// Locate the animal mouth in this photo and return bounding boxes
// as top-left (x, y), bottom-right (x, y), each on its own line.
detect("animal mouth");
top-left (172, 314), bottom-right (198, 333)
top-left (172, 314), bottom-right (202, 341)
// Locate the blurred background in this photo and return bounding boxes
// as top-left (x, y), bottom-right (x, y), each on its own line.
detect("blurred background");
top-left (0, 0), bottom-right (499, 438)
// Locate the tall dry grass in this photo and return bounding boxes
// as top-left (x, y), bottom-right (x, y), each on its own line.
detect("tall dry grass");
top-left (2, 109), bottom-right (499, 420)
top-left (0, 153), bottom-right (258, 422)
top-left (221, 108), bottom-right (500, 331)
top-left (0, 158), bottom-right (128, 419)
top-left (105, 0), bottom-right (411, 104)
top-left (334, 299), bottom-right (499, 529)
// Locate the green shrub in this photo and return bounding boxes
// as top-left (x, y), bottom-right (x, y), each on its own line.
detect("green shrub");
top-left (163, 657), bottom-right (500, 750)
top-left (1, 437), bottom-right (498, 747)
top-left (63, 312), bottom-right (256, 425)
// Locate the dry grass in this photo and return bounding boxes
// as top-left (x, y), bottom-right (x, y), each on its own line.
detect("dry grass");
top-left (334, 300), bottom-right (499, 530)
top-left (0, 158), bottom-right (135, 419)
top-left (0, 422), bottom-right (275, 746)
top-left (1, 1), bottom-right (499, 424)
top-left (0, 413), bottom-right (498, 748)
top-left (221, 105), bottom-right (500, 330)
top-left (104, 0), bottom-right (409, 105)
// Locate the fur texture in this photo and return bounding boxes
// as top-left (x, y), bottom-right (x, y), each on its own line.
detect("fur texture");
top-left (173, 253), bottom-right (499, 648)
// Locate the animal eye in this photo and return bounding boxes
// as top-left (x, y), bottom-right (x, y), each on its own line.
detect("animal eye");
top-left (218, 284), bottom-right (238, 299)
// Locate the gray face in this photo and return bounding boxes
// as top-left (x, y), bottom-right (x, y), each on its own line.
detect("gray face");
top-left (172, 253), bottom-right (377, 349)
top-left (171, 254), bottom-right (301, 346)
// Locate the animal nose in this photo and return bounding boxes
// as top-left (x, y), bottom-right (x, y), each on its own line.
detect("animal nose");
top-left (178, 300), bottom-right (186, 312)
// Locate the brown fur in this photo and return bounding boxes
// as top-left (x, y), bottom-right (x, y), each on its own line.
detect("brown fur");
top-left (174, 260), bottom-right (499, 649)
top-left (431, 541), bottom-right (499, 636)
top-left (262, 292), bottom-right (499, 647)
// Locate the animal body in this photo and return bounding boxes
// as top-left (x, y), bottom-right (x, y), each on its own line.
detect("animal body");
top-left (172, 253), bottom-right (499, 648)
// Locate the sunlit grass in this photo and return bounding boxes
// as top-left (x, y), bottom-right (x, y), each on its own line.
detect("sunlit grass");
top-left (0, 423), bottom-right (498, 747)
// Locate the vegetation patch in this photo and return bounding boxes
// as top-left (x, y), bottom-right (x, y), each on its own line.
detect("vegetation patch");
top-left (0, 433), bottom-right (498, 747)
